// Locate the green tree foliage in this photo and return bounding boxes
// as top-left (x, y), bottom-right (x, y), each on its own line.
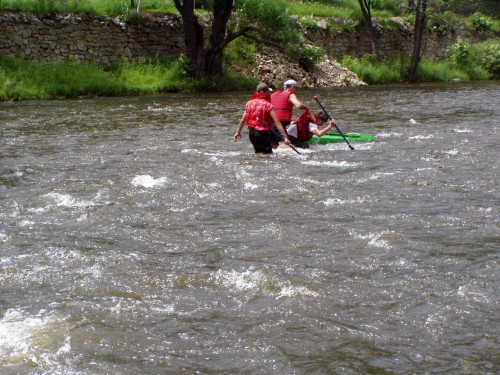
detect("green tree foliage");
top-left (442, 0), bottom-right (500, 16)
top-left (236, 0), bottom-right (324, 71)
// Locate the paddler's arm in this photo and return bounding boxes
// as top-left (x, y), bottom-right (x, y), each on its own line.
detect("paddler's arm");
top-left (234, 112), bottom-right (246, 142)
top-left (270, 110), bottom-right (291, 145)
top-left (314, 119), bottom-right (336, 138)
top-left (289, 93), bottom-right (309, 112)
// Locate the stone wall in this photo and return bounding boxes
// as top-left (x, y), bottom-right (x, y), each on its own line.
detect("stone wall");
top-left (0, 12), bottom-right (185, 65)
top-left (303, 22), bottom-right (489, 60)
top-left (0, 11), bottom-right (488, 66)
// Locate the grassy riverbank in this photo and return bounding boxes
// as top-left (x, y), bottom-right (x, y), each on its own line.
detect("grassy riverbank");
top-left (1, 36), bottom-right (497, 101)
top-left (0, 57), bottom-right (256, 101)
top-left (342, 38), bottom-right (500, 84)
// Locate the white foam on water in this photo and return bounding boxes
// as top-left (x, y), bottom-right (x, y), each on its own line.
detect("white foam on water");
top-left (409, 134), bottom-right (434, 140)
top-left (421, 157), bottom-right (436, 162)
top-left (131, 174), bottom-right (167, 188)
top-left (205, 151), bottom-right (241, 157)
top-left (181, 148), bottom-right (202, 154)
top-left (357, 171), bottom-right (394, 183)
top-left (0, 232), bottom-right (8, 243)
top-left (150, 304), bottom-right (175, 314)
top-left (216, 269), bottom-right (265, 292)
top-left (369, 172), bottom-right (395, 180)
top-left (377, 132), bottom-right (401, 138)
top-left (457, 285), bottom-right (491, 304)
top-left (277, 285), bottom-right (319, 299)
top-left (147, 105), bottom-right (173, 112)
top-left (0, 309), bottom-right (67, 365)
top-left (350, 230), bottom-right (397, 249)
top-left (442, 149), bottom-right (459, 156)
top-left (323, 196), bottom-right (369, 206)
top-left (56, 335), bottom-right (71, 356)
top-left (344, 142), bottom-right (374, 150)
top-left (272, 146), bottom-right (308, 156)
top-left (303, 160), bottom-right (360, 168)
top-left (11, 219), bottom-right (35, 228)
top-left (215, 270), bottom-right (319, 299)
top-left (368, 236), bottom-right (390, 248)
top-left (44, 192), bottom-right (95, 208)
top-left (244, 182), bottom-right (259, 190)
top-left (416, 168), bottom-right (434, 172)
top-left (453, 128), bottom-right (473, 133)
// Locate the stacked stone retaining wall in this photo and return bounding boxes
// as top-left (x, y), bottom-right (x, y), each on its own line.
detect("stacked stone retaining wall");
top-left (0, 11), bottom-right (492, 65)
top-left (0, 12), bottom-right (184, 65)
top-left (303, 21), bottom-right (491, 59)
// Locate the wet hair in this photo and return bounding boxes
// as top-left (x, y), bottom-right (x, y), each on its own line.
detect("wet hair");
top-left (315, 111), bottom-right (328, 122)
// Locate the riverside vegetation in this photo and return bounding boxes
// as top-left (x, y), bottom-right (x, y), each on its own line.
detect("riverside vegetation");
top-left (0, 0), bottom-right (498, 101)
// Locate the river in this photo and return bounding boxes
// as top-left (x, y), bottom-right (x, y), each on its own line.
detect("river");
top-left (1, 81), bottom-right (498, 374)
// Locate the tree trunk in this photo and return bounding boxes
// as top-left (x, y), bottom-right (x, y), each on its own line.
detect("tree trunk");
top-left (173, 0), bottom-right (233, 78)
top-left (204, 0), bottom-right (233, 77)
top-left (408, 0), bottom-right (427, 83)
top-left (358, 0), bottom-right (379, 57)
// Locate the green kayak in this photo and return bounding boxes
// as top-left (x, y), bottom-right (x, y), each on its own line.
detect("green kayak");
top-left (308, 132), bottom-right (374, 145)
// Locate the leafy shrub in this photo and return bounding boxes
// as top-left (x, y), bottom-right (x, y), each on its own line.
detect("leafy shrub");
top-left (450, 37), bottom-right (471, 68)
top-left (223, 36), bottom-right (258, 68)
top-left (300, 15), bottom-right (320, 30)
top-left (470, 40), bottom-right (500, 79)
top-left (468, 12), bottom-right (493, 32)
top-left (294, 45), bottom-right (325, 71)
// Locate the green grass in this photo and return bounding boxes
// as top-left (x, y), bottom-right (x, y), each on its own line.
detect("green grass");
top-left (341, 54), bottom-right (404, 84)
top-left (0, 0), bottom-right (400, 19)
top-left (0, 58), bottom-right (121, 100)
top-left (0, 0), bottom-right (178, 17)
top-left (0, 56), bottom-right (256, 101)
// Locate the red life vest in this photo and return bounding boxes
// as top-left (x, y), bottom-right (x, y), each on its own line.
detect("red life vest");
top-left (271, 90), bottom-right (293, 122)
top-left (245, 98), bottom-right (274, 132)
top-left (295, 111), bottom-right (317, 142)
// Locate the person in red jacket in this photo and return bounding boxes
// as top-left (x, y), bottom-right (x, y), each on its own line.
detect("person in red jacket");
top-left (234, 83), bottom-right (291, 154)
top-left (287, 110), bottom-right (336, 148)
top-left (270, 79), bottom-right (309, 147)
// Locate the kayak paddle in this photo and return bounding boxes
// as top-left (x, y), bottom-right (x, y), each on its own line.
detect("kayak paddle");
top-left (257, 118), bottom-right (302, 155)
top-left (312, 96), bottom-right (355, 150)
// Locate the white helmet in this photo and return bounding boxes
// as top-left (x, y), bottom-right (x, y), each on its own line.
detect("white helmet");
top-left (283, 79), bottom-right (297, 89)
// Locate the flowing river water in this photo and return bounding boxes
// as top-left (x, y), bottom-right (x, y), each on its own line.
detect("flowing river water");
top-left (1, 81), bottom-right (499, 374)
